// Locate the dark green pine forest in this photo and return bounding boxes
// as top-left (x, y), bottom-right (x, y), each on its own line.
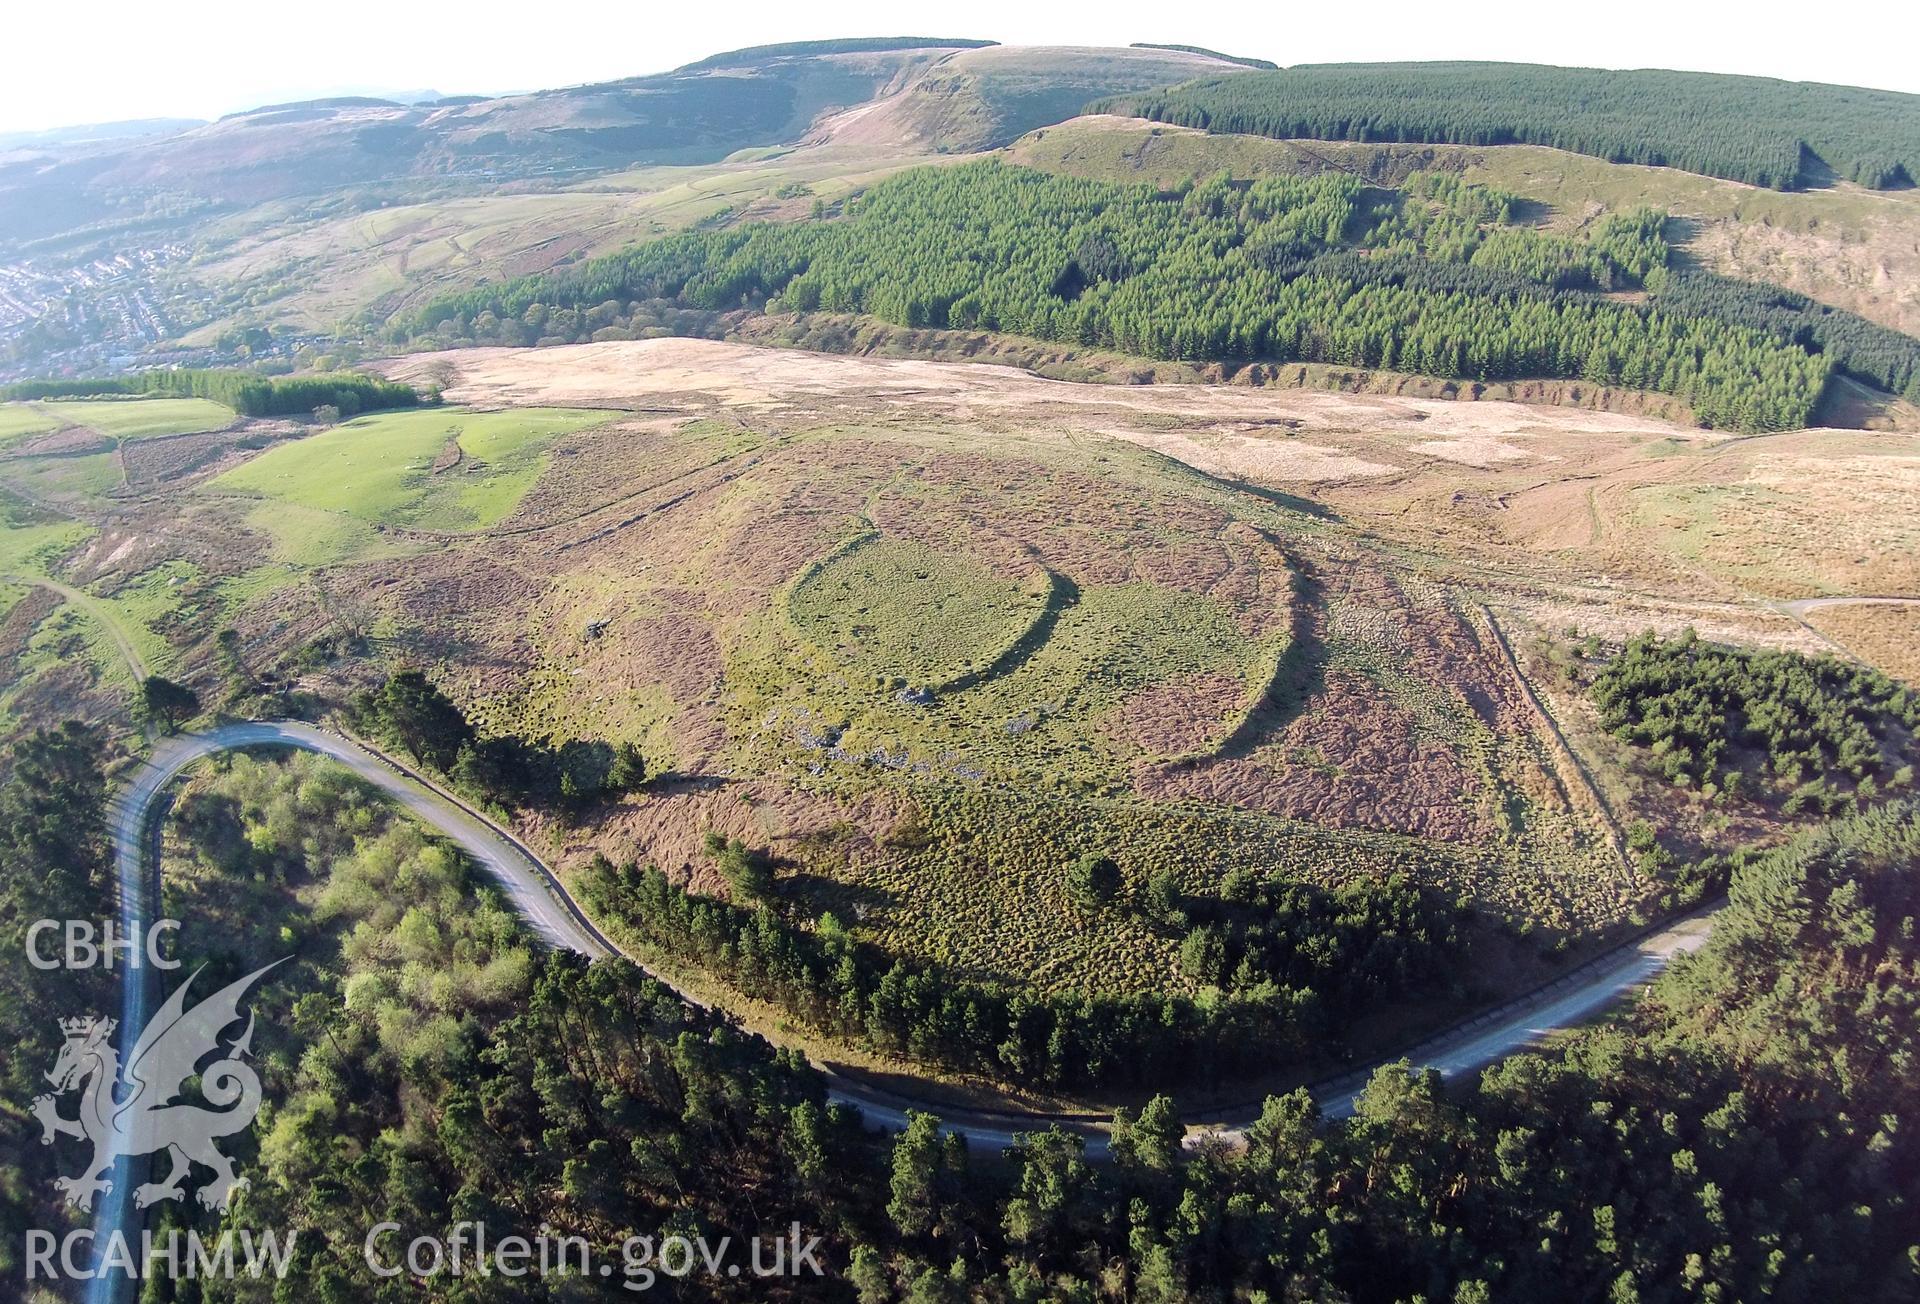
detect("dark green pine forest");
top-left (2, 717), bottom-right (1916, 1301)
top-left (1096, 62), bottom-right (1920, 191)
top-left (0, 368), bottom-right (422, 418)
top-left (402, 161), bottom-right (1920, 431)
top-left (1593, 631), bottom-right (1920, 809)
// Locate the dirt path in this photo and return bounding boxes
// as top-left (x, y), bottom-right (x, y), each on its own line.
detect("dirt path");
top-left (5, 574), bottom-right (148, 681)
top-left (1770, 594), bottom-right (1920, 664)
top-left (1480, 602), bottom-right (1630, 865)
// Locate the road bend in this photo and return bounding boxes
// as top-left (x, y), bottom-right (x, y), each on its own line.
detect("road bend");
top-left (92, 717), bottom-right (1718, 1289)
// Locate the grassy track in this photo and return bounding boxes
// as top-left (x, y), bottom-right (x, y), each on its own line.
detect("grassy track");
top-left (1, 573), bottom-right (149, 683)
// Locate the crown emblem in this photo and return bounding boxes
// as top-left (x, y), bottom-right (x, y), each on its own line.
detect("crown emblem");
top-left (38, 961), bottom-right (282, 1214)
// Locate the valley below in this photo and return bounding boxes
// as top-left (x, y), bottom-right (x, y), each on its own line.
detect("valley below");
top-left (4, 36), bottom-right (1919, 1302)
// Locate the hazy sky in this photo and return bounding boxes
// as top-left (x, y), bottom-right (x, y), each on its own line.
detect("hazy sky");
top-left (3, 0), bottom-right (1912, 134)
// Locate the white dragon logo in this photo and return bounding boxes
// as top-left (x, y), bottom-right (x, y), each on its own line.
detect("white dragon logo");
top-left (33, 961), bottom-right (283, 1212)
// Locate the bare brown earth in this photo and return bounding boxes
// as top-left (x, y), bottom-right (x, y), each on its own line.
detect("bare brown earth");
top-left (724, 312), bottom-right (1708, 424)
top-left (7, 427), bottom-right (112, 458)
top-left (0, 585), bottom-right (60, 663)
top-left (383, 337), bottom-right (1919, 604)
top-left (118, 424), bottom-right (297, 490)
top-left (382, 337), bottom-right (1693, 440)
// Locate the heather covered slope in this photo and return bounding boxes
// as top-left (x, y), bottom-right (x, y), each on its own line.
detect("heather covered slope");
top-left (246, 379), bottom-right (1645, 984)
top-left (0, 50), bottom-right (932, 239)
top-left (7, 335), bottom-right (1917, 1097)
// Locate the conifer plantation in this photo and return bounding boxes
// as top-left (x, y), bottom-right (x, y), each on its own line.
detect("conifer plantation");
top-left (404, 163), bottom-right (1852, 431)
top-left (1099, 62), bottom-right (1920, 190)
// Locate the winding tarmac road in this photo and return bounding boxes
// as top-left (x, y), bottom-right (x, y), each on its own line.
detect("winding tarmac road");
top-left (1775, 595), bottom-right (1920, 618)
top-left (106, 720), bottom-right (1719, 1155)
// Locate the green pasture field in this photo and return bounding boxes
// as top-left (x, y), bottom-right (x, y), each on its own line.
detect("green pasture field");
top-left (3, 450), bottom-right (123, 501)
top-left (237, 499), bottom-right (417, 570)
top-left (0, 519), bottom-right (91, 578)
top-left (208, 407), bottom-right (609, 542)
top-left (0, 404), bottom-right (64, 448)
top-left (40, 397), bottom-right (235, 440)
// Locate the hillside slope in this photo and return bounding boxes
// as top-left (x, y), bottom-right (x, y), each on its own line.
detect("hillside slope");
top-left (0, 49), bottom-right (952, 241)
top-left (0, 43), bottom-right (1245, 248)
top-left (1097, 61), bottom-right (1920, 191)
top-left (1009, 115), bottom-right (1920, 339)
top-left (805, 45), bottom-right (1240, 153)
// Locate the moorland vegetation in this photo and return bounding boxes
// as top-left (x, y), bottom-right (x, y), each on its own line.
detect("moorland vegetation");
top-left (577, 849), bottom-right (1469, 1092)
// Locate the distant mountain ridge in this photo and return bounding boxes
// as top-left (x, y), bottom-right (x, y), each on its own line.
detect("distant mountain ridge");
top-left (0, 41), bottom-right (1232, 246)
top-left (212, 89), bottom-right (452, 118)
top-left (672, 36), bottom-right (999, 73)
top-left (0, 118), bottom-right (203, 150)
top-left (1129, 43), bottom-right (1277, 71)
